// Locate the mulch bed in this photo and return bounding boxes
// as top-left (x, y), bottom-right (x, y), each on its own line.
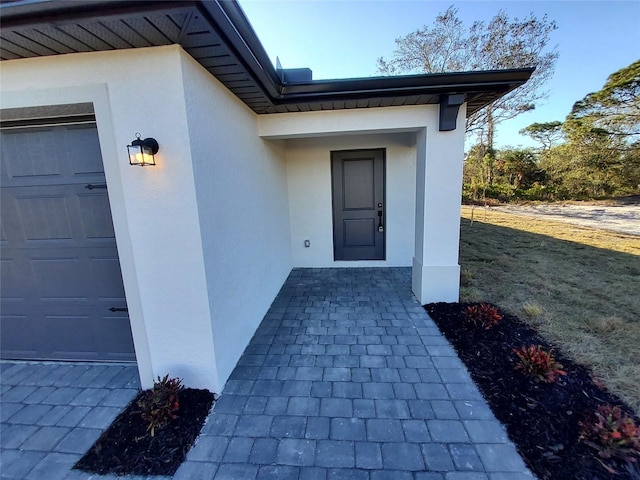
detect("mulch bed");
top-left (75, 388), bottom-right (214, 476)
top-left (425, 302), bottom-right (640, 480)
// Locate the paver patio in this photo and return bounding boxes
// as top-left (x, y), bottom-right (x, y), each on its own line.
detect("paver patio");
top-left (1, 268), bottom-right (535, 479)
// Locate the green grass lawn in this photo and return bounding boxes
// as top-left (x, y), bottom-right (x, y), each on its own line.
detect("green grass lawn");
top-left (459, 206), bottom-right (640, 415)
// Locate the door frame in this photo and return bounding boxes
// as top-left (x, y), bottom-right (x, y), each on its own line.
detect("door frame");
top-left (330, 148), bottom-right (386, 261)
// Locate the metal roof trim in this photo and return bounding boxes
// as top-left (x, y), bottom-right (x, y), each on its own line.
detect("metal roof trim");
top-left (0, 0), bottom-right (177, 25)
top-left (277, 69), bottom-right (535, 100)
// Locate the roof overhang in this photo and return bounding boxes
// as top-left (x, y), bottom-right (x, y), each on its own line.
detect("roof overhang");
top-left (1, 0), bottom-right (534, 126)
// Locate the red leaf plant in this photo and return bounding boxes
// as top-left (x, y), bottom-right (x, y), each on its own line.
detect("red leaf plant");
top-left (464, 303), bottom-right (503, 330)
top-left (137, 375), bottom-right (183, 437)
top-left (579, 404), bottom-right (640, 462)
top-left (513, 344), bottom-right (566, 383)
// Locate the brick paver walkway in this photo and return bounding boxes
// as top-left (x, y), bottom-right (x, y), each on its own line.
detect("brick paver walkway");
top-left (178, 268), bottom-right (534, 480)
top-left (1, 268), bottom-right (535, 479)
top-left (1, 362), bottom-right (140, 479)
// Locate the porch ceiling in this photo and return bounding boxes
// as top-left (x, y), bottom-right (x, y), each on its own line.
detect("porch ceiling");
top-left (0, 0), bottom-right (533, 116)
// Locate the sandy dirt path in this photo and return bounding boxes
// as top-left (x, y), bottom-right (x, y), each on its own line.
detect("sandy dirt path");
top-left (490, 204), bottom-right (640, 236)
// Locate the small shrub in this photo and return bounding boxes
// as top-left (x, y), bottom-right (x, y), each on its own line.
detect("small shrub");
top-left (522, 302), bottom-right (543, 318)
top-left (137, 375), bottom-right (183, 437)
top-left (464, 303), bottom-right (503, 329)
top-left (521, 183), bottom-right (550, 201)
top-left (483, 182), bottom-right (516, 202)
top-left (586, 316), bottom-right (626, 334)
top-left (460, 268), bottom-right (474, 287)
top-left (513, 345), bottom-right (566, 383)
top-left (579, 404), bottom-right (640, 462)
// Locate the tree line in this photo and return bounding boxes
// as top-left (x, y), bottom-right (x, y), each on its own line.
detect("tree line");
top-left (378, 6), bottom-right (639, 202)
top-left (464, 60), bottom-right (640, 202)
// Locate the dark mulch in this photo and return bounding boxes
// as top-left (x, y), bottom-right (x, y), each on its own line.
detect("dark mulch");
top-left (75, 388), bottom-right (214, 476)
top-left (425, 302), bottom-right (640, 480)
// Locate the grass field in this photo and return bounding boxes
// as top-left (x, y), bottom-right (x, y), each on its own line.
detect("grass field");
top-left (459, 205), bottom-right (640, 415)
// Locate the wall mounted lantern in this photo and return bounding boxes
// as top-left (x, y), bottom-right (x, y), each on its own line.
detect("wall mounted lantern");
top-left (127, 132), bottom-right (159, 167)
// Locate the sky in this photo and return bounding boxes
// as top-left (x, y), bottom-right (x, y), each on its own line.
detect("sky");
top-left (238, 0), bottom-right (640, 149)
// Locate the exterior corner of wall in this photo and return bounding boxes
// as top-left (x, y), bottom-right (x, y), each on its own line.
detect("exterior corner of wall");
top-left (177, 47), bottom-right (293, 393)
top-left (411, 257), bottom-right (424, 301)
top-left (412, 259), bottom-right (460, 304)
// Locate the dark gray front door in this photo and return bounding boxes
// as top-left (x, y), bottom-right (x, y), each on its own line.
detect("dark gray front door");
top-left (331, 149), bottom-right (385, 261)
top-left (0, 123), bottom-right (136, 362)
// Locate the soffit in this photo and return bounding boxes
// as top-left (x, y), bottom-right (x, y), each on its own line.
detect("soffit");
top-left (1, 1), bottom-right (277, 113)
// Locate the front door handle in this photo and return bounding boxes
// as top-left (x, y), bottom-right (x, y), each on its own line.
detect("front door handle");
top-left (378, 210), bottom-right (384, 232)
top-left (109, 307), bottom-right (128, 312)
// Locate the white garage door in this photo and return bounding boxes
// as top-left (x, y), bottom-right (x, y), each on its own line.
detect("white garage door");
top-left (0, 122), bottom-right (136, 362)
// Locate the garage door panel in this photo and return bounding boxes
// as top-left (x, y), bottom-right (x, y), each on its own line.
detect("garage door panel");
top-left (1, 125), bottom-right (105, 187)
top-left (90, 257), bottom-right (127, 300)
top-left (0, 315), bottom-right (41, 358)
top-left (45, 313), bottom-right (134, 361)
top-left (0, 258), bottom-right (27, 301)
top-left (1, 129), bottom-right (62, 179)
top-left (2, 241), bottom-right (38, 301)
top-left (67, 125), bottom-right (105, 175)
top-left (17, 194), bottom-right (74, 241)
top-left (48, 315), bottom-right (100, 360)
top-left (2, 302), bottom-right (135, 361)
top-left (78, 193), bottom-right (116, 239)
top-left (7, 186), bottom-right (118, 246)
top-left (2, 245), bottom-right (118, 303)
top-left (1, 123), bottom-right (135, 362)
top-left (31, 257), bottom-right (87, 300)
top-left (94, 317), bottom-right (136, 360)
top-left (1, 190), bottom-right (24, 244)
top-left (29, 248), bottom-right (125, 301)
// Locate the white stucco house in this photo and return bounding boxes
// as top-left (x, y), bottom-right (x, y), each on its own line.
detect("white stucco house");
top-left (0, 0), bottom-right (532, 393)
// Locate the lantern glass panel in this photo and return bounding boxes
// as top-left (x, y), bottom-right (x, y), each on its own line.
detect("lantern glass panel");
top-left (128, 143), bottom-right (156, 166)
top-left (127, 143), bottom-right (143, 165)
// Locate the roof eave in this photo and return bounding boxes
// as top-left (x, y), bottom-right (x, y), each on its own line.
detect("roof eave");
top-left (274, 68), bottom-right (534, 114)
top-left (205, 2), bottom-right (534, 111)
top-left (0, 0), bottom-right (535, 116)
top-left (199, 0), bottom-right (282, 99)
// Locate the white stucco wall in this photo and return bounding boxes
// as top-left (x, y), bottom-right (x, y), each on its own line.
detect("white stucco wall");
top-left (0, 46), bottom-right (219, 391)
top-left (285, 134), bottom-right (416, 267)
top-left (2, 44), bottom-right (468, 389)
top-left (260, 105), bottom-right (467, 303)
top-left (412, 107), bottom-right (466, 303)
top-left (178, 53), bottom-right (292, 387)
